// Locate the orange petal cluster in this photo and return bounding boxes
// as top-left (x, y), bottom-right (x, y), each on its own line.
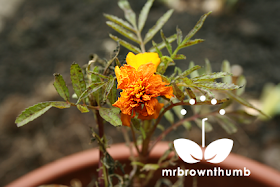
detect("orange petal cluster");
top-left (113, 53), bottom-right (173, 126)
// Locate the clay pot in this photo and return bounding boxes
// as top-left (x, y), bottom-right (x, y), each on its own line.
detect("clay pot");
top-left (6, 142), bottom-right (280, 187)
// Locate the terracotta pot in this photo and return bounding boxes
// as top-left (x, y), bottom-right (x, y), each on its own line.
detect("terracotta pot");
top-left (6, 142), bottom-right (280, 187)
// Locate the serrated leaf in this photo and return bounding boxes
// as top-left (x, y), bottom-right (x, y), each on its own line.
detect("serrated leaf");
top-left (16, 101), bottom-right (70, 127)
top-left (152, 41), bottom-right (163, 57)
top-left (51, 101), bottom-right (71, 109)
top-left (149, 34), bottom-right (177, 52)
top-left (53, 73), bottom-right (70, 101)
top-left (144, 9), bottom-right (174, 44)
top-left (76, 82), bottom-right (105, 104)
top-left (109, 34), bottom-right (141, 53)
top-left (138, 0), bottom-right (154, 32)
top-left (157, 56), bottom-right (173, 74)
top-left (194, 87), bottom-right (215, 99)
top-left (164, 110), bottom-right (174, 124)
top-left (182, 65), bottom-right (201, 78)
top-left (16, 102), bottom-right (53, 127)
top-left (118, 0), bottom-right (137, 28)
top-left (227, 91), bottom-right (267, 117)
top-left (236, 75), bottom-right (246, 96)
top-left (192, 72), bottom-right (232, 82)
top-left (104, 13), bottom-right (135, 32)
top-left (106, 21), bottom-right (139, 44)
top-left (196, 82), bottom-right (240, 90)
top-left (182, 11), bottom-right (211, 44)
top-left (173, 54), bottom-right (186, 60)
top-left (77, 104), bottom-right (89, 113)
top-left (221, 60), bottom-right (231, 83)
top-left (99, 107), bottom-right (122, 127)
top-left (108, 81), bottom-right (117, 105)
top-left (176, 26), bottom-right (183, 45)
top-left (141, 164), bottom-right (159, 172)
top-left (205, 58), bottom-right (212, 74)
top-left (160, 30), bottom-right (172, 55)
top-left (103, 78), bottom-right (115, 103)
top-left (194, 119), bottom-right (212, 132)
top-left (172, 83), bottom-right (184, 102)
top-left (70, 63), bottom-right (86, 98)
top-left (178, 39), bottom-right (204, 49)
top-left (185, 87), bottom-right (196, 99)
top-left (216, 115), bottom-right (237, 134)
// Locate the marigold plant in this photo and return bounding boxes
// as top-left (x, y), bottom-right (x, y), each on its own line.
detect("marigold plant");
top-left (15, 0), bottom-right (265, 186)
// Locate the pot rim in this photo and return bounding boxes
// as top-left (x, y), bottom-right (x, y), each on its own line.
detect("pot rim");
top-left (6, 142), bottom-right (280, 187)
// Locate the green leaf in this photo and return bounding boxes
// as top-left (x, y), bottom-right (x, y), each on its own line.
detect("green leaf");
top-left (182, 11), bottom-right (211, 44)
top-left (76, 82), bottom-right (105, 104)
top-left (103, 78), bottom-right (115, 103)
top-left (152, 41), bottom-right (163, 57)
top-left (172, 83), bottom-right (184, 102)
top-left (15, 101), bottom-right (71, 127)
top-left (196, 82), bottom-right (240, 90)
top-left (109, 34), bottom-right (141, 53)
top-left (157, 56), bottom-right (173, 74)
top-left (236, 75), bottom-right (246, 96)
top-left (77, 104), bottom-right (90, 113)
top-left (99, 107), bottom-right (122, 127)
top-left (216, 115), bottom-right (237, 134)
top-left (104, 13), bottom-right (135, 32)
top-left (149, 34), bottom-right (177, 52)
top-left (194, 119), bottom-right (212, 132)
top-left (106, 21), bottom-right (139, 44)
top-left (192, 72), bottom-right (232, 82)
top-left (70, 63), bottom-right (86, 98)
top-left (176, 26), bottom-right (183, 45)
top-left (221, 60), bottom-right (232, 83)
top-left (108, 80), bottom-right (117, 105)
top-left (141, 164), bottom-right (159, 172)
top-left (227, 91), bottom-right (267, 117)
top-left (173, 54), bottom-right (186, 60)
top-left (205, 58), bottom-right (212, 74)
top-left (189, 62), bottom-right (199, 79)
top-left (178, 39), bottom-right (204, 49)
top-left (138, 0), bottom-right (154, 32)
top-left (118, 0), bottom-right (137, 28)
top-left (144, 9), bottom-right (174, 44)
top-left (185, 87), bottom-right (196, 99)
top-left (164, 110), bottom-right (174, 124)
top-left (51, 101), bottom-right (71, 109)
top-left (160, 30), bottom-right (172, 55)
top-left (53, 73), bottom-right (70, 101)
top-left (194, 86), bottom-right (215, 99)
top-left (16, 102), bottom-right (52, 127)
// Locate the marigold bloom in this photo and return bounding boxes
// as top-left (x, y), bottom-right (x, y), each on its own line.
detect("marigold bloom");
top-left (113, 52), bottom-right (173, 126)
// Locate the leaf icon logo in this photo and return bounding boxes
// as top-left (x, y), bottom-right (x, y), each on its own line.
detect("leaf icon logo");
top-left (174, 138), bottom-right (233, 164)
top-left (173, 139), bottom-right (202, 164)
top-left (204, 138), bottom-right (233, 163)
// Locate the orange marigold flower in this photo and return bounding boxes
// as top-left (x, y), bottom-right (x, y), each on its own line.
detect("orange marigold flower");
top-left (113, 52), bottom-right (173, 126)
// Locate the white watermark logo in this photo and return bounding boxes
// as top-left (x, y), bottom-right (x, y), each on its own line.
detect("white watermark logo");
top-left (174, 118), bottom-right (233, 164)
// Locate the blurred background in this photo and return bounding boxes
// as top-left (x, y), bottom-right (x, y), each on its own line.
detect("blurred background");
top-left (1, 0), bottom-right (280, 186)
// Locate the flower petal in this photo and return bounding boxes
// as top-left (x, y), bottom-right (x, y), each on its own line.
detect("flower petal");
top-left (121, 113), bottom-right (131, 126)
top-left (126, 52), bottom-right (160, 70)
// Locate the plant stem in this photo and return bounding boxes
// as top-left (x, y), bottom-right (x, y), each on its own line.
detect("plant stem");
top-left (131, 125), bottom-right (140, 155)
top-left (95, 109), bottom-right (106, 187)
top-left (136, 30), bottom-right (146, 53)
